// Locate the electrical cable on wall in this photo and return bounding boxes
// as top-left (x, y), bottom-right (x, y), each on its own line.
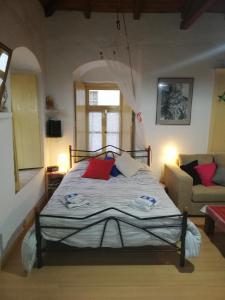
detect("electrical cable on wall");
top-left (99, 10), bottom-right (136, 99)
top-left (98, 7), bottom-right (147, 147)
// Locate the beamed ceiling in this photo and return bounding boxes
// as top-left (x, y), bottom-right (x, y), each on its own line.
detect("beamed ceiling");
top-left (39, 0), bottom-right (225, 29)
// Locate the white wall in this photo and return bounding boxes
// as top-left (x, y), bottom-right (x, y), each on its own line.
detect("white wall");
top-left (0, 0), bottom-right (46, 256)
top-left (45, 12), bottom-right (225, 177)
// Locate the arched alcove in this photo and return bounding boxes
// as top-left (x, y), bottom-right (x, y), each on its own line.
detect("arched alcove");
top-left (11, 46), bottom-right (41, 72)
top-left (72, 59), bottom-right (136, 153)
top-left (72, 59), bottom-right (138, 83)
top-left (73, 60), bottom-right (108, 80)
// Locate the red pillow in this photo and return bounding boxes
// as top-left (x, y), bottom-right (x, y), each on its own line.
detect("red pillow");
top-left (82, 158), bottom-right (115, 180)
top-left (194, 163), bottom-right (217, 186)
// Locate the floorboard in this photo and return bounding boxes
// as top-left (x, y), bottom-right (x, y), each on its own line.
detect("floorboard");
top-left (0, 219), bottom-right (225, 300)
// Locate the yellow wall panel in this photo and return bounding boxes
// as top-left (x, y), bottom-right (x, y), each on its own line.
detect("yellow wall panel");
top-left (11, 73), bottom-right (43, 169)
top-left (75, 81), bottom-right (87, 150)
top-left (208, 69), bottom-right (225, 152)
top-left (121, 97), bottom-right (132, 150)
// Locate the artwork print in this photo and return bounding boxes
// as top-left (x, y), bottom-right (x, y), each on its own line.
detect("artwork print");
top-left (156, 78), bottom-right (193, 125)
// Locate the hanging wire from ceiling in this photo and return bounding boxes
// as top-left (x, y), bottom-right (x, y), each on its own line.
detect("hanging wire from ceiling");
top-left (116, 11), bottom-right (121, 30)
top-left (116, 0), bottom-right (121, 30)
top-left (99, 2), bottom-right (136, 98)
top-left (121, 12), bottom-right (136, 98)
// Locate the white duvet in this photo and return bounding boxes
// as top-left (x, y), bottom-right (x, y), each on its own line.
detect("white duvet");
top-left (40, 161), bottom-right (201, 257)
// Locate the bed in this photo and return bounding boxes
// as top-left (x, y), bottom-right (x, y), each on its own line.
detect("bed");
top-left (35, 145), bottom-right (201, 268)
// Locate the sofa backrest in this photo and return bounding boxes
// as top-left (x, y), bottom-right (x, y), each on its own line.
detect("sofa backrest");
top-left (178, 153), bottom-right (225, 167)
top-left (178, 154), bottom-right (213, 166)
top-left (213, 153), bottom-right (225, 168)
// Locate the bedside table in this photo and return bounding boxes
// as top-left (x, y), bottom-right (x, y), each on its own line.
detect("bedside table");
top-left (46, 171), bottom-right (65, 200)
top-left (159, 182), bottom-right (168, 193)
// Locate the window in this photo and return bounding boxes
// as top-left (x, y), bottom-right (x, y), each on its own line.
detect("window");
top-left (75, 82), bottom-right (134, 153)
top-left (87, 86), bottom-right (121, 151)
top-left (88, 112), bottom-right (103, 150)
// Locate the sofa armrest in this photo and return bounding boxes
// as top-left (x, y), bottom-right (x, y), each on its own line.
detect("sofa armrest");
top-left (164, 164), bottom-right (193, 212)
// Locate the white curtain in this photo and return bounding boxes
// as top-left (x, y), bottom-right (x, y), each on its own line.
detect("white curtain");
top-left (100, 16), bottom-right (147, 148)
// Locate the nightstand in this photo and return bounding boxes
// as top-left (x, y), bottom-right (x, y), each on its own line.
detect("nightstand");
top-left (46, 171), bottom-right (65, 200)
top-left (159, 182), bottom-right (168, 193)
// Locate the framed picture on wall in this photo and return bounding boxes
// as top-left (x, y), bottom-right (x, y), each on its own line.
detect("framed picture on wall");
top-left (156, 78), bottom-right (194, 125)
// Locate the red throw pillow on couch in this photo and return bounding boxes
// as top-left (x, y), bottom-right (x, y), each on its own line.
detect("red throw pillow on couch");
top-left (194, 162), bottom-right (217, 186)
top-left (82, 158), bottom-right (115, 180)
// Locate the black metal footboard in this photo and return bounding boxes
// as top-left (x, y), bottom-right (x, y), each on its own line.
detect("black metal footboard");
top-left (35, 207), bottom-right (188, 268)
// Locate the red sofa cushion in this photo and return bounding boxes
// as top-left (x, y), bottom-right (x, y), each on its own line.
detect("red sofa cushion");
top-left (194, 162), bottom-right (217, 186)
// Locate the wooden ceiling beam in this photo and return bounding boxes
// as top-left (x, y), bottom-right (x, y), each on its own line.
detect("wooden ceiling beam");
top-left (41, 0), bottom-right (58, 17)
top-left (181, 0), bottom-right (193, 19)
top-left (180, 0), bottom-right (218, 30)
top-left (84, 0), bottom-right (91, 19)
top-left (133, 0), bottom-right (144, 20)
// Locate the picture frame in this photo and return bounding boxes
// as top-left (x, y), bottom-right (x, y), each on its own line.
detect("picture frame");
top-left (156, 78), bottom-right (194, 125)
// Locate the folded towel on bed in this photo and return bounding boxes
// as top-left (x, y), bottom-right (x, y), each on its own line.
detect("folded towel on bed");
top-left (63, 193), bottom-right (89, 208)
top-left (130, 196), bottom-right (159, 211)
top-left (64, 193), bottom-right (84, 203)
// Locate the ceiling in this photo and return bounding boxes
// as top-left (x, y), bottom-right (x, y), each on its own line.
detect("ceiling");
top-left (39, 0), bottom-right (225, 29)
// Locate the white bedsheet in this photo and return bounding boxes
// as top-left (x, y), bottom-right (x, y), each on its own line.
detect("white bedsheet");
top-left (40, 161), bottom-right (201, 256)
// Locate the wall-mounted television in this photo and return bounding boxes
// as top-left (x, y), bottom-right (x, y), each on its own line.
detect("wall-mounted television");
top-left (0, 42), bottom-right (12, 104)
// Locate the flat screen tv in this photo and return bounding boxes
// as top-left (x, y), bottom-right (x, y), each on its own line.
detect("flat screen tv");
top-left (0, 42), bottom-right (12, 106)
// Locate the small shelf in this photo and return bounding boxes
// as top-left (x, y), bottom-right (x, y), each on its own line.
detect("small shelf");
top-left (45, 109), bottom-right (59, 118)
top-left (45, 109), bottom-right (59, 114)
top-left (0, 112), bottom-right (12, 120)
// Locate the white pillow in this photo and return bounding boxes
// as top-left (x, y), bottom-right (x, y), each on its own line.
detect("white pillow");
top-left (139, 163), bottom-right (151, 171)
top-left (115, 152), bottom-right (142, 177)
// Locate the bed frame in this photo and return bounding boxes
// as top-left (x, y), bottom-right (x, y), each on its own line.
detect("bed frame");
top-left (35, 145), bottom-right (188, 268)
top-left (69, 144), bottom-right (152, 167)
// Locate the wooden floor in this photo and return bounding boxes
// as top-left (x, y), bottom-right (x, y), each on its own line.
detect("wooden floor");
top-left (0, 219), bottom-right (225, 300)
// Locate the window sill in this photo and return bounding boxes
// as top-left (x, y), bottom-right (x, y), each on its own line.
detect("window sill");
top-left (0, 112), bottom-right (12, 120)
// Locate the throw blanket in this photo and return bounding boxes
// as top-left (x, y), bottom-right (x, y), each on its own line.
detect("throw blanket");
top-left (21, 226), bottom-right (36, 274)
top-left (186, 220), bottom-right (201, 257)
top-left (21, 219), bottom-right (201, 273)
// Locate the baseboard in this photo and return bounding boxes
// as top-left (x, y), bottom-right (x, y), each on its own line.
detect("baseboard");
top-left (0, 193), bottom-right (47, 269)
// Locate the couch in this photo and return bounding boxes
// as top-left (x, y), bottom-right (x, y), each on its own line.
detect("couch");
top-left (164, 153), bottom-right (225, 215)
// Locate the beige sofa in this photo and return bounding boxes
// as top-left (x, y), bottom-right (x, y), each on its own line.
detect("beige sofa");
top-left (164, 153), bottom-right (225, 215)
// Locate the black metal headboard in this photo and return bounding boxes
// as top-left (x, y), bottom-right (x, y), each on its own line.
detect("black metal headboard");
top-left (69, 145), bottom-right (151, 168)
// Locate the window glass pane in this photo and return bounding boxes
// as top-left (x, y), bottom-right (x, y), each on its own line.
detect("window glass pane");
top-left (0, 52), bottom-right (8, 72)
top-left (89, 91), bottom-right (98, 105)
top-left (107, 112), bottom-right (120, 132)
top-left (89, 90), bottom-right (120, 106)
top-left (106, 133), bottom-right (119, 149)
top-left (89, 112), bottom-right (102, 132)
top-left (89, 133), bottom-right (102, 151)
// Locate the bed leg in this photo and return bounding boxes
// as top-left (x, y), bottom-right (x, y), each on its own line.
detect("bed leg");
top-left (147, 145), bottom-right (151, 167)
top-left (35, 212), bottom-right (43, 268)
top-left (180, 208), bottom-right (188, 267)
top-left (204, 215), bottom-right (215, 235)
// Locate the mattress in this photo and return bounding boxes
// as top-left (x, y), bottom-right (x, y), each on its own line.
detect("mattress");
top-left (40, 161), bottom-right (201, 256)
